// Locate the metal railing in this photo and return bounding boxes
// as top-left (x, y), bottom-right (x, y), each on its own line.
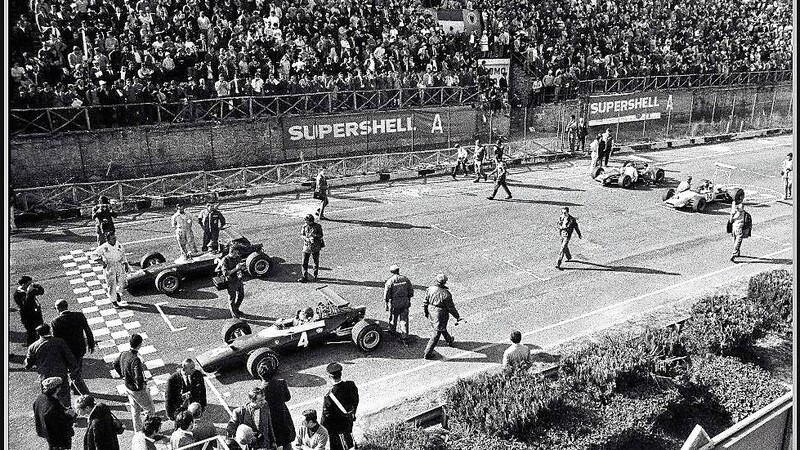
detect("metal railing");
top-left (9, 86), bottom-right (481, 136)
top-left (577, 70), bottom-right (792, 96)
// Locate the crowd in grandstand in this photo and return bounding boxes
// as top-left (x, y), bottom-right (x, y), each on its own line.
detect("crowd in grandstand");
top-left (9, 0), bottom-right (793, 110)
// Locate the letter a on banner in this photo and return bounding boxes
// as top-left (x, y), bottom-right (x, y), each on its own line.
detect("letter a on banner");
top-left (431, 114), bottom-right (444, 134)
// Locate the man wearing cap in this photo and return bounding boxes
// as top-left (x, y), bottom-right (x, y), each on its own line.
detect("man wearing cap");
top-left (299, 214), bottom-right (325, 283)
top-left (26, 324), bottom-right (77, 408)
top-left (95, 231), bottom-right (130, 308)
top-left (422, 274), bottom-right (461, 359)
top-left (164, 358), bottom-right (207, 421)
top-left (226, 386), bottom-right (278, 449)
top-left (384, 265), bottom-right (414, 344)
top-left (729, 203), bottom-right (752, 262)
top-left (321, 362), bottom-right (359, 450)
top-left (51, 299), bottom-right (95, 396)
top-left (198, 202), bottom-right (226, 252)
top-left (34, 377), bottom-right (77, 450)
top-left (171, 204), bottom-right (198, 260)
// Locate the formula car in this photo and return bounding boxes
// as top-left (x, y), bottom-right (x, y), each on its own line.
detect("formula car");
top-left (591, 161), bottom-right (665, 188)
top-left (195, 286), bottom-right (386, 379)
top-left (125, 228), bottom-right (273, 294)
top-left (661, 163), bottom-right (745, 213)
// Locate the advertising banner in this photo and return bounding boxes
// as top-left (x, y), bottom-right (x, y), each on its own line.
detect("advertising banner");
top-left (587, 91), bottom-right (674, 126)
top-left (477, 58), bottom-right (510, 88)
top-left (426, 9), bottom-right (481, 35)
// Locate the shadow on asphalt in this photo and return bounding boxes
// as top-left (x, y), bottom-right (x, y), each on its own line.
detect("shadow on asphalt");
top-left (734, 256), bottom-right (792, 265)
top-left (507, 181), bottom-right (585, 192)
top-left (14, 229), bottom-right (98, 244)
top-left (324, 218), bottom-right (431, 230)
top-left (560, 260), bottom-right (681, 276)
top-left (493, 199), bottom-right (584, 207)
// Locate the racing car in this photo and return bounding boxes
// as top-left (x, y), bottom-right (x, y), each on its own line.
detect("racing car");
top-left (591, 161), bottom-right (665, 188)
top-left (125, 228), bottom-right (273, 294)
top-left (661, 163), bottom-right (745, 213)
top-left (195, 286), bottom-right (386, 379)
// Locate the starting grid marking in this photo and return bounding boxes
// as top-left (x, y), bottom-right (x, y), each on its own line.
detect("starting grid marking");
top-left (59, 249), bottom-right (170, 399)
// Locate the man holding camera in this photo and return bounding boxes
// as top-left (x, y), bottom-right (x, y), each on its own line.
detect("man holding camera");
top-left (92, 196), bottom-right (118, 246)
top-left (216, 245), bottom-right (246, 318)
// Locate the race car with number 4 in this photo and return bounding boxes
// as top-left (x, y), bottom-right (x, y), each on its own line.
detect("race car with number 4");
top-left (195, 286), bottom-right (387, 379)
top-left (662, 163), bottom-right (745, 213)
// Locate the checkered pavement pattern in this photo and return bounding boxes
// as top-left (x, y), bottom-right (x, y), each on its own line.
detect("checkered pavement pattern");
top-left (59, 249), bottom-right (171, 398)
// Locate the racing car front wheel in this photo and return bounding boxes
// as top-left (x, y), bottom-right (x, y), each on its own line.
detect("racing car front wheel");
top-left (222, 320), bottom-right (252, 344)
top-left (352, 320), bottom-right (383, 352)
top-left (140, 252), bottom-right (166, 268)
top-left (247, 348), bottom-right (280, 380)
top-left (654, 168), bottom-right (665, 183)
top-left (246, 253), bottom-right (272, 278)
top-left (155, 270), bottom-right (180, 294)
top-left (691, 197), bottom-right (707, 213)
top-left (662, 188), bottom-right (675, 202)
top-left (618, 174), bottom-right (632, 188)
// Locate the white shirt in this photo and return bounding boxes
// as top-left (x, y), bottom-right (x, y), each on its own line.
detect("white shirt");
top-left (171, 211), bottom-right (194, 231)
top-left (96, 242), bottom-right (128, 266)
top-left (782, 159), bottom-right (792, 178)
top-left (502, 343), bottom-right (530, 366)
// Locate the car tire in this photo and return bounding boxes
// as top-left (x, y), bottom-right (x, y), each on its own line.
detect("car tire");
top-left (140, 252), bottom-right (166, 269)
top-left (155, 270), bottom-right (180, 294)
top-left (591, 166), bottom-right (604, 179)
top-left (222, 319), bottom-right (252, 344)
top-left (246, 252), bottom-right (272, 278)
top-left (691, 197), bottom-right (707, 213)
top-left (662, 188), bottom-right (675, 202)
top-left (729, 188), bottom-right (744, 205)
top-left (352, 320), bottom-right (383, 352)
top-left (655, 168), bottom-right (665, 183)
top-left (247, 348), bottom-right (280, 380)
top-left (619, 174), bottom-right (632, 188)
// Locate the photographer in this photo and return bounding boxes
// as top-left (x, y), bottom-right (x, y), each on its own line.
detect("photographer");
top-left (91, 196), bottom-right (118, 246)
top-left (216, 245), bottom-right (246, 318)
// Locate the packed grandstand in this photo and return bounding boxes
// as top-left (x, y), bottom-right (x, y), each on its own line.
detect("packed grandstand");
top-left (9, 0), bottom-right (793, 110)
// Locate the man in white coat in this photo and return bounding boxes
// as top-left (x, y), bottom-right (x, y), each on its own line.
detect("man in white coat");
top-left (171, 204), bottom-right (198, 260)
top-left (95, 232), bottom-right (130, 308)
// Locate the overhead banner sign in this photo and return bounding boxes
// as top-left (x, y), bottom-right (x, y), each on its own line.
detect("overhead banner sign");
top-left (282, 108), bottom-right (477, 150)
top-left (426, 9), bottom-right (481, 35)
top-left (478, 58), bottom-right (510, 87)
top-left (587, 92), bottom-right (673, 126)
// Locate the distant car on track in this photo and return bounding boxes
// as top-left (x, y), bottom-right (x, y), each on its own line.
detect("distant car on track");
top-left (195, 286), bottom-right (386, 379)
top-left (125, 228), bottom-right (273, 294)
top-left (662, 163), bottom-right (745, 213)
top-left (591, 161), bottom-right (665, 188)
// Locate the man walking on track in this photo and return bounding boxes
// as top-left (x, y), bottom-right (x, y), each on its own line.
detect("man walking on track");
top-left (95, 231), bottom-right (130, 308)
top-left (171, 204), bottom-right (198, 260)
top-left (299, 214), bottom-right (325, 283)
top-left (729, 203), bottom-right (752, 262)
top-left (216, 245), bottom-right (246, 318)
top-left (556, 207), bottom-right (582, 269)
top-left (92, 196), bottom-right (117, 246)
top-left (51, 299), bottom-right (95, 396)
top-left (320, 362), bottom-right (359, 450)
top-left (451, 144), bottom-right (469, 179)
top-left (487, 159), bottom-right (512, 200)
top-left (600, 128), bottom-right (613, 167)
top-left (473, 139), bottom-right (488, 183)
top-left (781, 152), bottom-right (792, 200)
top-left (197, 202), bottom-right (226, 252)
top-left (423, 273), bottom-right (461, 360)
top-left (314, 169), bottom-right (330, 220)
top-left (384, 264), bottom-right (414, 344)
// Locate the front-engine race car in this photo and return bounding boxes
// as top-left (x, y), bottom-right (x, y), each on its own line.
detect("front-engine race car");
top-left (125, 228), bottom-right (273, 294)
top-left (591, 161), bottom-right (665, 188)
top-left (662, 163), bottom-right (745, 213)
top-left (195, 286), bottom-right (386, 379)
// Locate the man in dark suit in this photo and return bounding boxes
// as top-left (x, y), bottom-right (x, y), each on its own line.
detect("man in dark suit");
top-left (34, 377), bottom-right (76, 450)
top-left (259, 366), bottom-right (296, 450)
top-left (320, 362), bottom-right (359, 450)
top-left (165, 358), bottom-right (207, 420)
top-left (26, 324), bottom-right (77, 408)
top-left (226, 386), bottom-right (277, 449)
top-left (51, 299), bottom-right (95, 395)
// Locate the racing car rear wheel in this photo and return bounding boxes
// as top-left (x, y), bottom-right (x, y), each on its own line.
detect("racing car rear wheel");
top-left (654, 168), bottom-right (665, 182)
top-left (247, 348), bottom-right (280, 379)
top-left (246, 253), bottom-right (272, 278)
top-left (618, 174), bottom-right (632, 188)
top-left (662, 188), bottom-right (675, 201)
top-left (155, 270), bottom-right (180, 294)
top-left (140, 252), bottom-right (166, 268)
top-left (591, 166), bottom-right (604, 179)
top-left (222, 320), bottom-right (252, 344)
top-left (691, 197), bottom-right (707, 213)
top-left (728, 188), bottom-right (744, 205)
top-left (352, 320), bottom-right (383, 352)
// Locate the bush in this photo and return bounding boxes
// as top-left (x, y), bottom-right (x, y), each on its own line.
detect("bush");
top-left (558, 327), bottom-right (689, 404)
top-left (689, 355), bottom-right (789, 422)
top-left (681, 294), bottom-right (765, 357)
top-left (360, 422), bottom-right (446, 450)
top-left (747, 269), bottom-right (793, 335)
top-left (444, 362), bottom-right (562, 438)
top-left (447, 429), bottom-right (532, 450)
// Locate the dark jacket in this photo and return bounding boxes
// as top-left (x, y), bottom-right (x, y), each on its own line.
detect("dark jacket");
top-left (114, 349), bottom-right (146, 391)
top-left (51, 310), bottom-right (95, 360)
top-left (226, 402), bottom-right (277, 449)
top-left (15, 285), bottom-right (44, 326)
top-left (384, 274), bottom-right (414, 310)
top-left (26, 335), bottom-right (77, 379)
top-left (198, 209), bottom-right (226, 232)
top-left (423, 285), bottom-right (460, 331)
top-left (84, 403), bottom-right (120, 450)
top-left (91, 204), bottom-right (117, 234)
top-left (321, 380), bottom-right (359, 433)
top-left (262, 378), bottom-right (296, 445)
top-left (558, 214), bottom-right (582, 239)
top-left (165, 370), bottom-right (207, 420)
top-left (33, 392), bottom-right (75, 447)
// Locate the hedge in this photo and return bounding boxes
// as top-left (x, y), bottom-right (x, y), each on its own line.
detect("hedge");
top-left (747, 269), bottom-right (794, 335)
top-left (360, 422), bottom-right (446, 450)
top-left (681, 293), bottom-right (765, 357)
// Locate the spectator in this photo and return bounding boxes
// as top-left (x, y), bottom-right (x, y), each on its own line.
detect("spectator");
top-left (131, 415), bottom-right (165, 450)
top-left (113, 333), bottom-right (156, 433)
top-left (293, 409), bottom-right (328, 450)
top-left (25, 324), bottom-right (76, 408)
top-left (76, 395), bottom-right (121, 450)
top-left (259, 365), bottom-right (296, 450)
top-left (14, 276), bottom-right (44, 345)
top-left (502, 330), bottom-right (531, 366)
top-left (51, 299), bottom-right (95, 396)
top-left (170, 411), bottom-right (196, 449)
top-left (165, 358), bottom-right (207, 421)
top-left (226, 386), bottom-right (277, 450)
top-left (187, 402), bottom-right (218, 445)
top-left (33, 377), bottom-right (76, 450)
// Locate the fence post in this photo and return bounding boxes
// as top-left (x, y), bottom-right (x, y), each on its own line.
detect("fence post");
top-left (46, 109), bottom-right (54, 132)
top-left (523, 106), bottom-right (528, 140)
top-left (750, 92), bottom-right (757, 129)
top-left (249, 98), bottom-right (253, 118)
top-left (687, 93), bottom-right (694, 137)
top-left (84, 108), bottom-right (92, 130)
top-left (727, 92), bottom-right (736, 134)
top-left (665, 106), bottom-right (672, 139)
top-left (353, 91), bottom-right (358, 111)
top-left (642, 113), bottom-right (647, 138)
top-left (768, 89), bottom-right (777, 128)
top-left (710, 93), bottom-right (717, 124)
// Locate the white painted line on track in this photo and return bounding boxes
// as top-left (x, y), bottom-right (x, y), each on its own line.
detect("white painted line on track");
top-left (751, 235), bottom-right (792, 247)
top-left (431, 224), bottom-right (467, 240)
top-left (288, 245), bottom-right (792, 412)
top-left (121, 235), bottom-right (174, 246)
top-left (503, 260), bottom-right (551, 281)
top-left (660, 142), bottom-right (790, 166)
top-left (155, 302), bottom-right (187, 332)
top-left (205, 374), bottom-right (233, 417)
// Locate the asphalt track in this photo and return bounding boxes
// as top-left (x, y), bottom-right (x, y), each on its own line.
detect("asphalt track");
top-left (6, 135), bottom-right (796, 449)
